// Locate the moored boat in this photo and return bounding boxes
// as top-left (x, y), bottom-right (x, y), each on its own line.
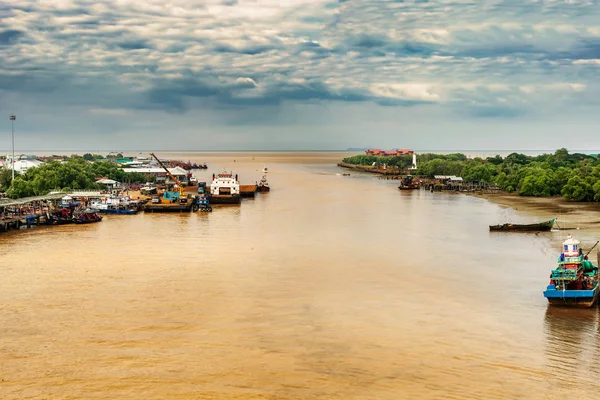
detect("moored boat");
top-left (543, 235), bottom-right (599, 307)
top-left (489, 218), bottom-right (556, 232)
top-left (209, 172), bottom-right (241, 204)
top-left (398, 175), bottom-right (419, 190)
top-left (257, 175), bottom-right (270, 192)
top-left (72, 210), bottom-right (103, 224)
top-left (91, 196), bottom-right (143, 215)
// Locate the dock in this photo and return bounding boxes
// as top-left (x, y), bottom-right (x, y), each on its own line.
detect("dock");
top-left (0, 193), bottom-right (66, 233)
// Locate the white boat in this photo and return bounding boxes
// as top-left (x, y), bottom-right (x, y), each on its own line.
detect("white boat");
top-left (209, 172), bottom-right (241, 204)
top-left (263, 167), bottom-right (268, 173)
top-left (90, 196), bottom-right (142, 214)
top-left (257, 175), bottom-right (270, 192)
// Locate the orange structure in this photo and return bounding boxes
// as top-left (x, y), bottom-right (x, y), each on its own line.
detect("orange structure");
top-left (365, 149), bottom-right (414, 156)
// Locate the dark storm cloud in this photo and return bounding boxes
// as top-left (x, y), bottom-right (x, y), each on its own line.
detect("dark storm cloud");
top-left (0, 29), bottom-right (25, 45)
top-left (1, 0), bottom-right (600, 124)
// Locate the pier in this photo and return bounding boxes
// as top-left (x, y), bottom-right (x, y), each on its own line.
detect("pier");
top-left (0, 193), bottom-right (66, 233)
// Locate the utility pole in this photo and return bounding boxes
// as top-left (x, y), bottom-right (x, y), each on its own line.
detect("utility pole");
top-left (9, 114), bottom-right (16, 181)
top-left (9, 114), bottom-right (17, 181)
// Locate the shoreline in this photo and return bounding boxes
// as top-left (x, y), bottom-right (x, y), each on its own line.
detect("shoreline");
top-left (471, 192), bottom-right (600, 228)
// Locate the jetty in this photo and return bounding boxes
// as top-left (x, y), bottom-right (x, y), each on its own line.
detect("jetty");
top-left (0, 194), bottom-right (66, 232)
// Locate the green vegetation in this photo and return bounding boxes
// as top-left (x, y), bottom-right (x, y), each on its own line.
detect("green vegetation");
top-left (3, 157), bottom-right (149, 198)
top-left (343, 149), bottom-right (600, 201)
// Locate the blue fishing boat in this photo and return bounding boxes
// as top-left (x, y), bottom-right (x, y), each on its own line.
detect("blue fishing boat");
top-left (543, 235), bottom-right (600, 308)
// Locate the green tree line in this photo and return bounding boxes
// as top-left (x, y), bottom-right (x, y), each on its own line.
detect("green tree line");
top-left (343, 149), bottom-right (600, 201)
top-left (1, 157), bottom-right (149, 198)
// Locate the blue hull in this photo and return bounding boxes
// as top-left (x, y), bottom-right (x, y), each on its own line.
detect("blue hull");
top-left (543, 286), bottom-right (599, 307)
top-left (97, 209), bottom-right (139, 215)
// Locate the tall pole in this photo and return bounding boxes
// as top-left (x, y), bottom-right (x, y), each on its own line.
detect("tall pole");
top-left (10, 114), bottom-right (16, 181)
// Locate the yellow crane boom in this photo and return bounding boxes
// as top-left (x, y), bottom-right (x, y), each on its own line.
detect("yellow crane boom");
top-left (149, 152), bottom-right (185, 197)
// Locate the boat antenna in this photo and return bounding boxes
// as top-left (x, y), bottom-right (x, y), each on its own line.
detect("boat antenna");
top-left (585, 241), bottom-right (600, 258)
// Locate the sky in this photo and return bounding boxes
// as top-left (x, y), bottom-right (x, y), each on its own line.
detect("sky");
top-left (1, 0), bottom-right (600, 151)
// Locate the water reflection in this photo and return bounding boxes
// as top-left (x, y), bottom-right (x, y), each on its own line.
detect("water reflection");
top-left (544, 306), bottom-right (600, 390)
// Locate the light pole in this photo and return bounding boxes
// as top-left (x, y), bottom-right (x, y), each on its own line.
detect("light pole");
top-left (9, 114), bottom-right (15, 181)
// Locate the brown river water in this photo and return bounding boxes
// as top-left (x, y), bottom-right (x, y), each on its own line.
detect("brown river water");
top-left (2, 152), bottom-right (600, 399)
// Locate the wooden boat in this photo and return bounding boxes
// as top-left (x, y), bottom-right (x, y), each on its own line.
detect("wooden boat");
top-left (543, 235), bottom-right (600, 307)
top-left (489, 218), bottom-right (556, 232)
top-left (398, 175), bottom-right (419, 190)
top-left (72, 211), bottom-right (103, 224)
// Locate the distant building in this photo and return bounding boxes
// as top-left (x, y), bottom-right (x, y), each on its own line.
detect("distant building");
top-left (365, 149), bottom-right (414, 157)
top-left (122, 166), bottom-right (189, 184)
top-left (3, 154), bottom-right (44, 174)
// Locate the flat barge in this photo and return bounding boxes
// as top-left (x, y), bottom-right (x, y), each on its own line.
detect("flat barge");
top-left (144, 203), bottom-right (194, 212)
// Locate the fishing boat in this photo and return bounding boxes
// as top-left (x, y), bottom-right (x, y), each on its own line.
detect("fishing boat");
top-left (263, 167), bottom-right (268, 173)
top-left (72, 210), bottom-right (103, 224)
top-left (398, 175), bottom-right (419, 190)
top-left (208, 172), bottom-right (241, 204)
top-left (489, 218), bottom-right (556, 232)
top-left (257, 175), bottom-right (270, 192)
top-left (543, 235), bottom-right (599, 307)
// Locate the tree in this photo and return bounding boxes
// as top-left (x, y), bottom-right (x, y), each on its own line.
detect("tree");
top-left (0, 167), bottom-right (18, 190)
top-left (83, 153), bottom-right (94, 161)
top-left (562, 176), bottom-right (594, 201)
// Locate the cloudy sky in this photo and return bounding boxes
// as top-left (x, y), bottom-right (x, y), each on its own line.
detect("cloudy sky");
top-left (1, 0), bottom-right (600, 151)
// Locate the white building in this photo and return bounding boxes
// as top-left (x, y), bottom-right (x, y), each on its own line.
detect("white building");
top-left (3, 155), bottom-right (44, 174)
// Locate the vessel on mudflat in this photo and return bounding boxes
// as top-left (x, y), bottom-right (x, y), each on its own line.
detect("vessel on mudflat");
top-left (543, 235), bottom-right (599, 307)
top-left (489, 218), bottom-right (556, 232)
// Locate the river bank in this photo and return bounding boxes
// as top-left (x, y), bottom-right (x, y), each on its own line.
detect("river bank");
top-left (472, 192), bottom-right (600, 229)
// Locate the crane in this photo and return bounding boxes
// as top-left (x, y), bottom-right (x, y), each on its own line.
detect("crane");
top-left (149, 152), bottom-right (185, 198)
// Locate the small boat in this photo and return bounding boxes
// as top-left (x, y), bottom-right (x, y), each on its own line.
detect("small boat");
top-left (257, 175), bottom-right (270, 193)
top-left (195, 195), bottom-right (212, 212)
top-left (398, 175), bottom-right (419, 190)
top-left (543, 235), bottom-right (599, 307)
top-left (263, 167), bottom-right (268, 173)
top-left (489, 218), bottom-right (556, 232)
top-left (72, 210), bottom-right (103, 224)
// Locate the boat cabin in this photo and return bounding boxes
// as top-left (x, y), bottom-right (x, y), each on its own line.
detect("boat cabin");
top-left (211, 172), bottom-right (240, 196)
top-left (563, 236), bottom-right (581, 258)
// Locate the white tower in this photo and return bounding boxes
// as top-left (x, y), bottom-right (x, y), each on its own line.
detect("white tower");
top-left (410, 153), bottom-right (417, 170)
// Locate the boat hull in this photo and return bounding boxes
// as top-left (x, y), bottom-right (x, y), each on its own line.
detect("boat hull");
top-left (490, 218), bottom-right (556, 232)
top-left (209, 194), bottom-right (241, 204)
top-left (257, 187), bottom-right (270, 193)
top-left (72, 219), bottom-right (102, 224)
top-left (97, 209), bottom-right (139, 215)
top-left (543, 287), bottom-right (599, 308)
top-left (144, 203), bottom-right (194, 212)
top-left (240, 185), bottom-right (257, 198)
